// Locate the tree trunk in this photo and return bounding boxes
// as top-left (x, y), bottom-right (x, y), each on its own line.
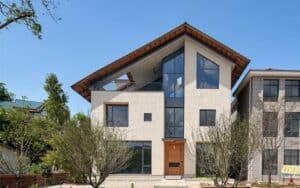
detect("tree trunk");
top-left (268, 166), bottom-right (272, 186)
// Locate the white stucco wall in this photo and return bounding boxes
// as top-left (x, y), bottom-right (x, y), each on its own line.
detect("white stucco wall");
top-left (183, 37), bottom-right (233, 176)
top-left (91, 91), bottom-right (165, 175)
top-left (90, 36), bottom-right (235, 177)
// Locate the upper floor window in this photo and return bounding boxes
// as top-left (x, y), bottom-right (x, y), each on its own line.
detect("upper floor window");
top-left (262, 149), bottom-right (278, 175)
top-left (200, 110), bottom-right (216, 126)
top-left (197, 53), bottom-right (219, 89)
top-left (163, 51), bottom-right (184, 99)
top-left (285, 112), bottom-right (300, 137)
top-left (263, 112), bottom-right (278, 137)
top-left (284, 149), bottom-right (299, 165)
top-left (285, 80), bottom-right (300, 101)
top-left (144, 113), bottom-right (152, 122)
top-left (263, 79), bottom-right (279, 102)
top-left (106, 104), bottom-right (128, 127)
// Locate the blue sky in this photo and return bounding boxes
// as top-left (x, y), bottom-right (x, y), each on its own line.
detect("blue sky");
top-left (1, 0), bottom-right (300, 115)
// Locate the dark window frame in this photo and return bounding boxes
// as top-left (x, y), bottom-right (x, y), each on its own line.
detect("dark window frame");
top-left (285, 80), bottom-right (300, 101)
top-left (165, 107), bottom-right (184, 138)
top-left (118, 141), bottom-right (151, 174)
top-left (284, 149), bottom-right (300, 165)
top-left (285, 112), bottom-right (300, 137)
top-left (200, 110), bottom-right (216, 126)
top-left (161, 49), bottom-right (185, 100)
top-left (144, 113), bottom-right (152, 122)
top-left (196, 53), bottom-right (220, 89)
top-left (106, 104), bottom-right (128, 127)
top-left (263, 79), bottom-right (279, 102)
top-left (263, 112), bottom-right (278, 137)
top-left (262, 149), bottom-right (278, 175)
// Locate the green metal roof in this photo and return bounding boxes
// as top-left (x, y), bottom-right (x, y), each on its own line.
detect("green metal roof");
top-left (0, 99), bottom-right (43, 110)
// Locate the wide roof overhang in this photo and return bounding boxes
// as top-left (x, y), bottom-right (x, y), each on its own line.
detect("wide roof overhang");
top-left (72, 23), bottom-right (250, 102)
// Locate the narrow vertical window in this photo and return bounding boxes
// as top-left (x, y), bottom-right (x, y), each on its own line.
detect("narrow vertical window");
top-left (162, 51), bottom-right (184, 99)
top-left (263, 112), bottom-right (278, 137)
top-left (197, 53), bottom-right (219, 89)
top-left (263, 79), bottom-right (279, 101)
top-left (285, 113), bottom-right (300, 137)
top-left (285, 80), bottom-right (300, 101)
top-left (262, 149), bottom-right (278, 175)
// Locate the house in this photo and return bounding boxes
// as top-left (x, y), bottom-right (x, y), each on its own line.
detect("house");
top-left (0, 99), bottom-right (45, 173)
top-left (0, 99), bottom-right (45, 116)
top-left (234, 69), bottom-right (300, 181)
top-left (72, 23), bottom-right (250, 177)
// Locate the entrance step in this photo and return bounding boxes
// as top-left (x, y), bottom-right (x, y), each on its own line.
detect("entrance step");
top-left (154, 179), bottom-right (188, 188)
top-left (164, 175), bottom-right (182, 180)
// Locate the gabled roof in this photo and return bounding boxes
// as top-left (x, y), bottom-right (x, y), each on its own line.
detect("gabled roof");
top-left (72, 22), bottom-right (250, 101)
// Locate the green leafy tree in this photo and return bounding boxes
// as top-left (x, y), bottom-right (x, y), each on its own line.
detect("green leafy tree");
top-left (44, 73), bottom-right (70, 128)
top-left (0, 0), bottom-right (61, 39)
top-left (0, 82), bottom-right (14, 101)
top-left (0, 108), bottom-right (54, 163)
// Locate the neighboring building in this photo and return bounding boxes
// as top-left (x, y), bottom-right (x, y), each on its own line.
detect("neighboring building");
top-left (0, 99), bottom-right (45, 116)
top-left (234, 69), bottom-right (300, 181)
top-left (72, 23), bottom-right (250, 177)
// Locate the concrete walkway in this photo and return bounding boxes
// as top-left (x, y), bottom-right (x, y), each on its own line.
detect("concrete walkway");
top-left (46, 175), bottom-right (214, 188)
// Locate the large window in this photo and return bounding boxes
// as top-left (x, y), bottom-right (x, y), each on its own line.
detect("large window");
top-left (162, 51), bottom-right (184, 99)
top-left (106, 104), bottom-right (128, 127)
top-left (200, 110), bottom-right (216, 126)
top-left (165, 108), bottom-right (184, 138)
top-left (263, 79), bottom-right (279, 101)
top-left (263, 112), bottom-right (278, 137)
top-left (197, 53), bottom-right (219, 89)
top-left (262, 149), bottom-right (278, 175)
top-left (284, 149), bottom-right (299, 165)
top-left (285, 113), bottom-right (300, 137)
top-left (285, 80), bottom-right (300, 101)
top-left (118, 141), bottom-right (151, 174)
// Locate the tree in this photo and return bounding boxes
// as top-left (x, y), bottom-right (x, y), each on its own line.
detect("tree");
top-left (229, 118), bottom-right (261, 187)
top-left (0, 82), bottom-right (14, 101)
top-left (44, 73), bottom-right (69, 128)
top-left (0, 107), bottom-right (56, 175)
top-left (47, 114), bottom-right (132, 188)
top-left (0, 0), bottom-right (61, 39)
top-left (195, 116), bottom-right (261, 188)
top-left (0, 108), bottom-right (54, 163)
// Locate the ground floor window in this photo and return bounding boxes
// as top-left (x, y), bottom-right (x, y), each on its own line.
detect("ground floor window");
top-left (284, 149), bottom-right (299, 165)
top-left (262, 149), bottom-right (278, 175)
top-left (196, 143), bottom-right (214, 177)
top-left (118, 141), bottom-right (151, 174)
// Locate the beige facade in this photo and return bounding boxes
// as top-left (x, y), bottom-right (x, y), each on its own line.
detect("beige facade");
top-left (183, 37), bottom-right (233, 176)
top-left (91, 91), bottom-right (165, 175)
top-left (235, 71), bottom-right (300, 181)
top-left (90, 36), bottom-right (236, 177)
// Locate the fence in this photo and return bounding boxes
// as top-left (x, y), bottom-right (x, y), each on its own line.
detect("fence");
top-left (0, 173), bottom-right (69, 188)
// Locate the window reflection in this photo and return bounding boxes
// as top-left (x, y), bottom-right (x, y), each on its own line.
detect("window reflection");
top-left (197, 54), bottom-right (219, 89)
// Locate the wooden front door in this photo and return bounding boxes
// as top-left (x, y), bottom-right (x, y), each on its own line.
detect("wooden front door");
top-left (165, 141), bottom-right (184, 175)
